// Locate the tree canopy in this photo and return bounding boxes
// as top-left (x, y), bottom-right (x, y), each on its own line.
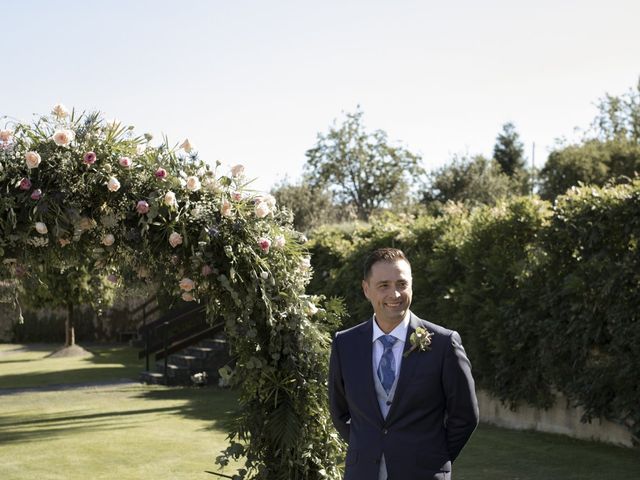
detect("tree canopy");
top-left (304, 109), bottom-right (424, 220)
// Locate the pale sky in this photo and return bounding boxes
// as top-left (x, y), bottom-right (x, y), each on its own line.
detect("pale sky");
top-left (2, 0), bottom-right (639, 192)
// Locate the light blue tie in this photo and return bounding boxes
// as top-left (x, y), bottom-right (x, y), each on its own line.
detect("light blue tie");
top-left (377, 335), bottom-right (397, 395)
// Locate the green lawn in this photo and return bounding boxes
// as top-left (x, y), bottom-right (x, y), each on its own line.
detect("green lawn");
top-left (1, 343), bottom-right (638, 479)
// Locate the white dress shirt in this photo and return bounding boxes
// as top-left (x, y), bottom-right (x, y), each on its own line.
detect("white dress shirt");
top-left (372, 312), bottom-right (410, 480)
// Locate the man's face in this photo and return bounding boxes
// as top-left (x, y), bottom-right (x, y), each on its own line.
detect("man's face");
top-left (362, 259), bottom-right (413, 328)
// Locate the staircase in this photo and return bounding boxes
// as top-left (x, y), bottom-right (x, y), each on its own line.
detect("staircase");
top-left (137, 300), bottom-right (229, 386)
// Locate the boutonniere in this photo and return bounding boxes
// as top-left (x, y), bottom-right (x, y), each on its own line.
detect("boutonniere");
top-left (403, 326), bottom-right (433, 358)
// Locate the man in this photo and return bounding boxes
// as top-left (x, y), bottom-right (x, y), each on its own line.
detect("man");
top-left (329, 247), bottom-right (479, 480)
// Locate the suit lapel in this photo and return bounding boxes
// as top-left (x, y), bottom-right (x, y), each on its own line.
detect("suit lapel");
top-left (360, 318), bottom-right (385, 425)
top-left (385, 312), bottom-right (421, 423)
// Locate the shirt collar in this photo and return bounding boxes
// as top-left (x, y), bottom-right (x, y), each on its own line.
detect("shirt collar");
top-left (372, 311), bottom-right (410, 344)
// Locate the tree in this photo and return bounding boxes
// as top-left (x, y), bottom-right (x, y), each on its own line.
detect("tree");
top-left (304, 109), bottom-right (424, 220)
top-left (421, 154), bottom-right (516, 210)
top-left (270, 179), bottom-right (339, 232)
top-left (493, 122), bottom-right (526, 177)
top-left (539, 79), bottom-right (640, 200)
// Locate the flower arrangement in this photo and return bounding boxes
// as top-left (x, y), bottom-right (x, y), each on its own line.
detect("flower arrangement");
top-left (0, 105), bottom-right (346, 479)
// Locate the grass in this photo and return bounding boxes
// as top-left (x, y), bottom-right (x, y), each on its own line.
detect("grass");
top-left (0, 343), bottom-right (142, 389)
top-left (1, 343), bottom-right (639, 479)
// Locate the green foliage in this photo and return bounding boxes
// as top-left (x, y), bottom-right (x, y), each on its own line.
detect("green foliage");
top-left (270, 180), bottom-right (338, 232)
top-left (539, 138), bottom-right (640, 200)
top-left (493, 122), bottom-right (526, 178)
top-left (309, 185), bottom-right (640, 442)
top-left (421, 154), bottom-right (518, 210)
top-left (305, 108), bottom-right (424, 220)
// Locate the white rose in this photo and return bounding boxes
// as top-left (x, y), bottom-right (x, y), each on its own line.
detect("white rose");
top-left (230, 164), bottom-right (245, 177)
top-left (169, 232), bottom-right (183, 248)
top-left (164, 191), bottom-right (177, 207)
top-left (180, 138), bottom-right (193, 153)
top-left (52, 129), bottom-right (75, 147)
top-left (273, 235), bottom-right (286, 249)
top-left (260, 271), bottom-right (269, 280)
top-left (102, 234), bottom-right (115, 246)
top-left (254, 201), bottom-right (270, 218)
top-left (107, 177), bottom-right (121, 192)
top-left (179, 277), bottom-right (195, 291)
top-left (25, 151), bottom-right (42, 169)
top-left (35, 222), bottom-right (48, 234)
top-left (186, 176), bottom-right (201, 191)
top-left (51, 103), bottom-right (69, 118)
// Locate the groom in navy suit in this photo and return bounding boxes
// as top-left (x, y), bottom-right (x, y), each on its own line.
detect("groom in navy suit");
top-left (329, 248), bottom-right (479, 479)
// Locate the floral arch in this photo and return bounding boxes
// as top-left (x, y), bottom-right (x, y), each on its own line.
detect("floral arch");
top-left (0, 106), bottom-right (343, 479)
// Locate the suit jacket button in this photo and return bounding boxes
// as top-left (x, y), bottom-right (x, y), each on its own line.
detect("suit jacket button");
top-left (383, 429), bottom-right (388, 434)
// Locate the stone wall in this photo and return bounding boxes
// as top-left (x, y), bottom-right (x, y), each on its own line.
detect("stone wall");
top-left (478, 389), bottom-right (634, 447)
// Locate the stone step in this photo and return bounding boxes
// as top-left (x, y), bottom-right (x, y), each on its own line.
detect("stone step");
top-left (187, 346), bottom-right (215, 359)
top-left (198, 338), bottom-right (227, 350)
top-left (139, 371), bottom-right (166, 385)
top-left (169, 354), bottom-right (203, 369)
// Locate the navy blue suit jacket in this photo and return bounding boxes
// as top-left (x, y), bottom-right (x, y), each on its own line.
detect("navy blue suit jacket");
top-left (328, 312), bottom-right (479, 479)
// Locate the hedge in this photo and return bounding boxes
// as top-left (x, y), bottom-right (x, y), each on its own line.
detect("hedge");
top-left (309, 182), bottom-right (640, 444)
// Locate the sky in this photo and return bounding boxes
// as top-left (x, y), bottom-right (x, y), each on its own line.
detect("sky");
top-left (2, 0), bottom-right (640, 192)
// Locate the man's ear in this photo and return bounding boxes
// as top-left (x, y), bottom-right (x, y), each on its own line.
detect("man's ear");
top-left (362, 279), bottom-right (370, 300)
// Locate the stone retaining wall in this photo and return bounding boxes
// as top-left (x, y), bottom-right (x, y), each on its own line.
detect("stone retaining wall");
top-left (478, 389), bottom-right (634, 447)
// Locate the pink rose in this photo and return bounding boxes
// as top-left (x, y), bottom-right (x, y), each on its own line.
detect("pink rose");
top-left (83, 151), bottom-right (97, 165)
top-left (136, 200), bottom-right (150, 214)
top-left (51, 104), bottom-right (69, 118)
top-left (186, 176), bottom-right (201, 191)
top-left (232, 191), bottom-right (242, 201)
top-left (169, 232), bottom-right (183, 248)
top-left (19, 178), bottom-right (32, 190)
top-left (107, 177), bottom-right (121, 192)
top-left (201, 265), bottom-right (214, 277)
top-left (30, 189), bottom-right (42, 200)
top-left (155, 167), bottom-right (167, 179)
top-left (102, 234), bottom-right (115, 246)
top-left (118, 157), bottom-right (132, 168)
top-left (258, 237), bottom-right (271, 254)
top-left (107, 274), bottom-right (118, 284)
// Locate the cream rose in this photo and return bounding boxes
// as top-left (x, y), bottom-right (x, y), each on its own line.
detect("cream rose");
top-left (107, 177), bottom-right (121, 192)
top-left (179, 277), bottom-right (195, 292)
top-left (186, 176), bottom-right (201, 191)
top-left (52, 129), bottom-right (75, 147)
top-left (0, 129), bottom-right (13, 142)
top-left (169, 232), bottom-right (183, 248)
top-left (25, 151), bottom-right (42, 169)
top-left (230, 164), bottom-right (245, 177)
top-left (102, 234), bottom-right (115, 246)
top-left (164, 191), bottom-right (177, 207)
top-left (254, 201), bottom-right (270, 218)
top-left (180, 138), bottom-right (193, 153)
top-left (181, 292), bottom-right (195, 302)
top-left (51, 103), bottom-right (69, 118)
top-left (221, 199), bottom-right (232, 217)
top-left (35, 222), bottom-right (48, 234)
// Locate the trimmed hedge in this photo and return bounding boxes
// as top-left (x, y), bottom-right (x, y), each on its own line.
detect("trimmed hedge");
top-left (309, 182), bottom-right (640, 443)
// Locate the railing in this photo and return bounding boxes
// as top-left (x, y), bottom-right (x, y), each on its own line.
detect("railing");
top-left (137, 300), bottom-right (223, 378)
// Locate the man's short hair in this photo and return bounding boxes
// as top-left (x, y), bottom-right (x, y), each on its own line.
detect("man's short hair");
top-left (363, 247), bottom-right (410, 279)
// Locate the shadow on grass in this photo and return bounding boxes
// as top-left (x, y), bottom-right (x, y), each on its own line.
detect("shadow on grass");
top-left (134, 386), bottom-right (239, 432)
top-left (0, 405), bottom-right (182, 444)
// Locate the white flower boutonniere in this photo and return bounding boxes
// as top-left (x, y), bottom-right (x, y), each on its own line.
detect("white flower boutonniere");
top-left (403, 326), bottom-right (433, 358)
